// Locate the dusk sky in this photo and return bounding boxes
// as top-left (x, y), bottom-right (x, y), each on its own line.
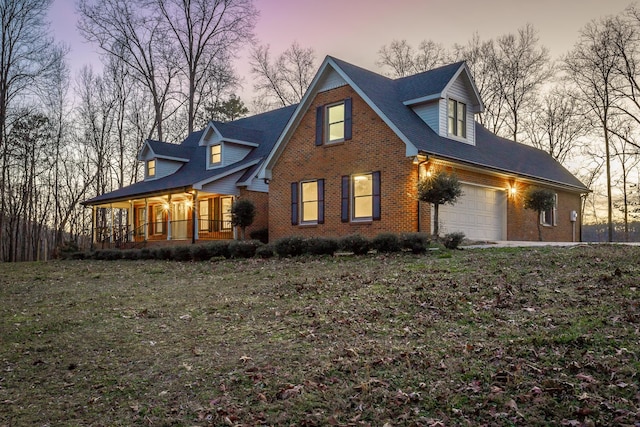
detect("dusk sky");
top-left (49, 0), bottom-right (633, 99)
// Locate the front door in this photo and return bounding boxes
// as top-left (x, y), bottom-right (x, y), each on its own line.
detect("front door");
top-left (172, 201), bottom-right (188, 239)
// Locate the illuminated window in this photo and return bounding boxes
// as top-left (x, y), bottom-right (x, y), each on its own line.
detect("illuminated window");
top-left (301, 181), bottom-right (319, 223)
top-left (153, 205), bottom-right (164, 234)
top-left (147, 159), bottom-right (156, 177)
top-left (447, 99), bottom-right (466, 138)
top-left (221, 197), bottom-right (233, 230)
top-left (326, 103), bottom-right (345, 142)
top-left (352, 173), bottom-right (373, 220)
top-left (210, 144), bottom-right (221, 165)
top-left (199, 199), bottom-right (210, 231)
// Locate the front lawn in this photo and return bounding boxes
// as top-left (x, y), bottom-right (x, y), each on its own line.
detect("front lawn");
top-left (1, 245), bottom-right (638, 426)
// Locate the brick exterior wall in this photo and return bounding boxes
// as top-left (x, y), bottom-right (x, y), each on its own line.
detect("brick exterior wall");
top-left (239, 188), bottom-right (269, 239)
top-left (269, 85), bottom-right (584, 243)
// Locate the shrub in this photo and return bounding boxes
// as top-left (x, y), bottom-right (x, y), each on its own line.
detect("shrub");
top-left (172, 246), bottom-right (193, 262)
top-left (191, 244), bottom-right (212, 261)
top-left (205, 241), bottom-right (231, 259)
top-left (153, 247), bottom-right (173, 260)
top-left (442, 232), bottom-right (465, 250)
top-left (339, 234), bottom-right (371, 255)
top-left (274, 236), bottom-right (308, 257)
top-left (372, 233), bottom-right (402, 253)
top-left (249, 228), bottom-right (269, 244)
top-left (57, 240), bottom-right (80, 260)
top-left (306, 237), bottom-right (339, 256)
top-left (229, 240), bottom-right (262, 258)
top-left (255, 244), bottom-right (274, 259)
top-left (121, 249), bottom-right (140, 260)
top-left (93, 249), bottom-right (122, 260)
top-left (400, 233), bottom-right (431, 254)
top-left (139, 247), bottom-right (154, 260)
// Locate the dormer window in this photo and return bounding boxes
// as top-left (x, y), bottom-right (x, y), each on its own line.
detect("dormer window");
top-left (210, 144), bottom-right (221, 165)
top-left (448, 99), bottom-right (466, 138)
top-left (147, 159), bottom-right (156, 178)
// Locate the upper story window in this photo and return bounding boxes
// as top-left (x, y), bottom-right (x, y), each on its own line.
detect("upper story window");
top-left (210, 144), bottom-right (221, 165)
top-left (541, 193), bottom-right (558, 226)
top-left (448, 99), bottom-right (466, 138)
top-left (315, 98), bottom-right (352, 145)
top-left (147, 159), bottom-right (156, 178)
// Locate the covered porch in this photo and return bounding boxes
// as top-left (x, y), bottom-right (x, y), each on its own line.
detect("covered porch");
top-left (89, 189), bottom-right (236, 247)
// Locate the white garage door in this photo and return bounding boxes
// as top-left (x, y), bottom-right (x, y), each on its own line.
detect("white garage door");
top-left (436, 184), bottom-right (506, 241)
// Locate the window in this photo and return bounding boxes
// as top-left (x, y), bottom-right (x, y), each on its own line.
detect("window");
top-left (327, 103), bottom-right (345, 142)
top-left (199, 199), bottom-right (210, 231)
top-left (291, 180), bottom-right (324, 225)
top-left (136, 207), bottom-right (146, 235)
top-left (315, 98), bottom-right (352, 145)
top-left (341, 172), bottom-right (381, 222)
top-left (220, 197), bottom-right (233, 230)
top-left (210, 144), bottom-right (221, 165)
top-left (541, 193), bottom-right (558, 226)
top-left (153, 205), bottom-right (164, 234)
top-left (147, 159), bottom-right (156, 177)
top-left (447, 99), bottom-right (466, 138)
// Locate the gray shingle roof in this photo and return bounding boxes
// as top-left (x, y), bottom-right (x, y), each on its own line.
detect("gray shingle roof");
top-left (83, 104), bottom-right (297, 205)
top-left (329, 56), bottom-right (587, 191)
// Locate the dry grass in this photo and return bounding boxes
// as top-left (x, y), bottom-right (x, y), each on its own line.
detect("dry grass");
top-left (1, 245), bottom-right (639, 426)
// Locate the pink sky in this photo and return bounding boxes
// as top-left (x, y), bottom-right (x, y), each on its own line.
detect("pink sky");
top-left (49, 0), bottom-right (633, 100)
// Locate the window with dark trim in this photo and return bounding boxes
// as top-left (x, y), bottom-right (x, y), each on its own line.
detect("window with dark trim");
top-left (541, 193), bottom-right (558, 226)
top-left (199, 199), bottom-right (210, 231)
top-left (447, 99), bottom-right (466, 138)
top-left (315, 98), bottom-right (352, 145)
top-left (291, 179), bottom-right (325, 225)
top-left (341, 172), bottom-right (381, 222)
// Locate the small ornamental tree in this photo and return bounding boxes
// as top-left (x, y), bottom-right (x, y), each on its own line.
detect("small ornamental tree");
top-left (417, 171), bottom-right (463, 237)
top-left (231, 199), bottom-right (256, 240)
top-left (524, 187), bottom-right (556, 241)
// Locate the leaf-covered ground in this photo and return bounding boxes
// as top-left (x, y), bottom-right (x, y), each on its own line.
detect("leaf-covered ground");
top-left (0, 245), bottom-right (639, 426)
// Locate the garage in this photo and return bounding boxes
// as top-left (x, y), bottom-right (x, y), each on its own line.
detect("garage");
top-left (436, 183), bottom-right (506, 241)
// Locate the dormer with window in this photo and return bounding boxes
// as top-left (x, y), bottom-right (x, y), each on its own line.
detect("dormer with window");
top-left (146, 159), bottom-right (156, 178)
top-left (199, 122), bottom-right (260, 170)
top-left (403, 62), bottom-right (483, 146)
top-left (138, 140), bottom-right (189, 181)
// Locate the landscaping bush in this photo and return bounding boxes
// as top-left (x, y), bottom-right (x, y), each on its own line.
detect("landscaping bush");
top-left (306, 237), bottom-right (339, 256)
top-left (191, 244), bottom-right (212, 261)
top-left (57, 240), bottom-right (80, 260)
top-left (153, 247), bottom-right (173, 261)
top-left (274, 236), bottom-right (308, 257)
top-left (255, 244), bottom-right (274, 259)
top-left (442, 231), bottom-right (465, 250)
top-left (229, 240), bottom-right (262, 258)
top-left (172, 246), bottom-right (193, 262)
top-left (93, 249), bottom-right (122, 261)
top-left (121, 249), bottom-right (140, 260)
top-left (249, 228), bottom-right (269, 244)
top-left (205, 241), bottom-right (231, 259)
top-left (339, 234), bottom-right (371, 255)
top-left (400, 233), bottom-right (431, 254)
top-left (139, 248), bottom-right (154, 260)
top-left (372, 233), bottom-right (402, 253)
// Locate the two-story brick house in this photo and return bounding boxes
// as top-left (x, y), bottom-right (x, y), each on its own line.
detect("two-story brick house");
top-left (83, 56), bottom-right (588, 245)
top-left (258, 56), bottom-right (588, 242)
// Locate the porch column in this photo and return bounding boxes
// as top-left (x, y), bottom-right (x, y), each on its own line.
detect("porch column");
top-left (192, 191), bottom-right (199, 244)
top-left (92, 206), bottom-right (97, 244)
top-left (110, 204), bottom-right (114, 243)
top-left (128, 200), bottom-right (134, 242)
top-left (144, 198), bottom-right (149, 241)
top-left (167, 194), bottom-right (172, 240)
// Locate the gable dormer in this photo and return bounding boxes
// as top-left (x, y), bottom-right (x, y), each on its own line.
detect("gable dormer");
top-left (403, 62), bottom-right (483, 146)
top-left (199, 121), bottom-right (261, 170)
top-left (138, 140), bottom-right (189, 181)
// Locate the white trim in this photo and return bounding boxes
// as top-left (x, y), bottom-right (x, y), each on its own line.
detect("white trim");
top-left (441, 63), bottom-right (484, 114)
top-left (193, 158), bottom-right (261, 190)
top-left (403, 93), bottom-right (442, 106)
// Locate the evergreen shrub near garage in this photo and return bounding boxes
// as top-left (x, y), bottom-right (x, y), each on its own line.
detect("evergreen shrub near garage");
top-left (306, 237), bottom-right (339, 256)
top-left (371, 233), bottom-right (402, 253)
top-left (400, 233), bottom-right (431, 254)
top-left (339, 234), bottom-right (371, 255)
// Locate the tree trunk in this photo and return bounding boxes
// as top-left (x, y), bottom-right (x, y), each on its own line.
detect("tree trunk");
top-left (433, 204), bottom-right (440, 237)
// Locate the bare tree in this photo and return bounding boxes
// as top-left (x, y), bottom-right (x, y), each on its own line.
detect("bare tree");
top-left (149, 0), bottom-right (257, 134)
top-left (78, 0), bottom-right (180, 142)
top-left (522, 88), bottom-right (589, 164)
top-left (489, 24), bottom-right (552, 142)
top-left (377, 39), bottom-right (449, 78)
top-left (565, 16), bottom-right (621, 242)
top-left (250, 42), bottom-right (316, 111)
top-left (0, 0), bottom-right (66, 261)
